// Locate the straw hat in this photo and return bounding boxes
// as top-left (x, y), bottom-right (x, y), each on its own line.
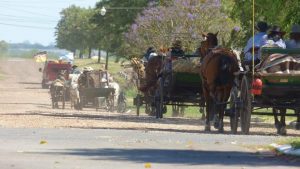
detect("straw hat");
top-left (83, 66), bottom-right (93, 72)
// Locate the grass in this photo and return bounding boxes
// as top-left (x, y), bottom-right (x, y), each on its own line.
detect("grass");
top-left (252, 108), bottom-right (297, 123)
top-left (278, 138), bottom-right (300, 149)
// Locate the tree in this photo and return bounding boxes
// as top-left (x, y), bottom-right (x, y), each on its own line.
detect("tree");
top-left (0, 40), bottom-right (8, 57)
top-left (124, 0), bottom-right (239, 57)
top-left (56, 6), bottom-right (97, 58)
top-left (92, 0), bottom-right (149, 56)
top-left (230, 0), bottom-right (300, 46)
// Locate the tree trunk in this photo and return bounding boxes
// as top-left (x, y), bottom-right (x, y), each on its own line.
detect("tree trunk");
top-left (88, 47), bottom-right (92, 59)
top-left (98, 48), bottom-right (101, 63)
top-left (72, 50), bottom-right (76, 58)
top-left (79, 50), bottom-right (83, 59)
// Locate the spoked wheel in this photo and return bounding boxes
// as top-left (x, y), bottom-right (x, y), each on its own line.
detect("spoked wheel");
top-left (61, 88), bottom-right (65, 109)
top-left (240, 76), bottom-right (252, 134)
top-left (135, 94), bottom-right (141, 116)
top-left (117, 101), bottom-right (126, 113)
top-left (155, 78), bottom-right (164, 118)
top-left (229, 86), bottom-right (239, 134)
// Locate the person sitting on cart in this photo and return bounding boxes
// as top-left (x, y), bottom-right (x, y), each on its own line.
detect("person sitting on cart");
top-left (286, 24), bottom-right (300, 48)
top-left (78, 67), bottom-right (94, 89)
top-left (169, 39), bottom-right (185, 58)
top-left (71, 65), bottom-right (81, 74)
top-left (143, 47), bottom-right (156, 62)
top-left (243, 21), bottom-right (270, 67)
top-left (263, 25), bottom-right (286, 49)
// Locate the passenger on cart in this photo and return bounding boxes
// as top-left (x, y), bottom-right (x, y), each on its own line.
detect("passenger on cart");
top-left (263, 25), bottom-right (286, 48)
top-left (78, 67), bottom-right (94, 89)
top-left (142, 47), bottom-right (156, 63)
top-left (243, 21), bottom-right (270, 67)
top-left (286, 24), bottom-right (300, 49)
top-left (169, 40), bottom-right (185, 58)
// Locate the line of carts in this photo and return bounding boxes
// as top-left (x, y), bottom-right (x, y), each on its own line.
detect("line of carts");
top-left (50, 70), bottom-right (126, 113)
top-left (134, 48), bottom-right (300, 134)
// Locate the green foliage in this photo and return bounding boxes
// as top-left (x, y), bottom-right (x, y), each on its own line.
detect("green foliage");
top-left (56, 6), bottom-right (97, 56)
top-left (230, 0), bottom-right (300, 46)
top-left (0, 40), bottom-right (9, 58)
top-left (278, 138), bottom-right (300, 149)
top-left (92, 0), bottom-right (149, 56)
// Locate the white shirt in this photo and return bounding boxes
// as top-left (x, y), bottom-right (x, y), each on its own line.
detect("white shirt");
top-left (244, 32), bottom-right (267, 61)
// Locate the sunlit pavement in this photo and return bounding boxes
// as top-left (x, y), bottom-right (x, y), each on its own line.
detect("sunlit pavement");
top-left (0, 128), bottom-right (299, 169)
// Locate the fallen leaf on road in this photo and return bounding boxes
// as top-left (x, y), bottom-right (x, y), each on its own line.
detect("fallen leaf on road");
top-left (40, 140), bottom-right (48, 144)
top-left (144, 163), bottom-right (152, 168)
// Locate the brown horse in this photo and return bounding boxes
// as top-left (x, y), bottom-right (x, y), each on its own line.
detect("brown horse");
top-left (139, 54), bottom-right (164, 92)
top-left (199, 33), bottom-right (239, 132)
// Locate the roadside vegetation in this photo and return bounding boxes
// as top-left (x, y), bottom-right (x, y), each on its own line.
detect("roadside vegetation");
top-left (278, 138), bottom-right (300, 149)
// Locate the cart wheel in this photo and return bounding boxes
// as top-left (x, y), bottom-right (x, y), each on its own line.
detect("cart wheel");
top-left (136, 94), bottom-right (141, 116)
top-left (229, 86), bottom-right (239, 134)
top-left (155, 78), bottom-right (164, 118)
top-left (117, 101), bottom-right (127, 113)
top-left (42, 80), bottom-right (48, 89)
top-left (240, 76), bottom-right (252, 134)
top-left (61, 88), bottom-right (65, 109)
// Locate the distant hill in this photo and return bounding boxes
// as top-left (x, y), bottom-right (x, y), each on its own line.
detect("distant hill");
top-left (9, 42), bottom-right (56, 50)
top-left (8, 42), bottom-right (69, 59)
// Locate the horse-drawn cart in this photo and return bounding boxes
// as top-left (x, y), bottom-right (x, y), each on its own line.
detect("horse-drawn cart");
top-left (154, 54), bottom-right (205, 118)
top-left (231, 48), bottom-right (300, 134)
top-left (78, 70), bottom-right (115, 111)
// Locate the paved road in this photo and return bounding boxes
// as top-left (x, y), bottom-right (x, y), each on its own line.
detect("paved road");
top-left (0, 128), bottom-right (299, 169)
top-left (0, 58), bottom-right (299, 169)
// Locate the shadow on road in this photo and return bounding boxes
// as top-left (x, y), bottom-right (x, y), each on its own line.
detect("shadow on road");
top-left (28, 148), bottom-right (300, 166)
top-left (3, 111), bottom-right (300, 136)
top-left (18, 82), bottom-right (41, 85)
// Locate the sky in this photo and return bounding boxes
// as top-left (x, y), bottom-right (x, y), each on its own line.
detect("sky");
top-left (0, 0), bottom-right (99, 45)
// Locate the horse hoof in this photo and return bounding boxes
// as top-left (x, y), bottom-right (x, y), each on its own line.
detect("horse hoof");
top-left (295, 123), bottom-right (300, 130)
top-left (204, 125), bottom-right (211, 132)
top-left (279, 127), bottom-right (287, 136)
top-left (214, 121), bottom-right (219, 129)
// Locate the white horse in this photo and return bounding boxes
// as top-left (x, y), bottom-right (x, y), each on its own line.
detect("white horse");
top-left (68, 74), bottom-right (81, 109)
top-left (108, 81), bottom-right (120, 107)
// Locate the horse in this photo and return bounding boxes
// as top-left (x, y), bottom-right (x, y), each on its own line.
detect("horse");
top-left (140, 55), bottom-right (164, 90)
top-left (50, 79), bottom-right (66, 109)
top-left (199, 32), bottom-right (239, 132)
top-left (138, 54), bottom-right (164, 116)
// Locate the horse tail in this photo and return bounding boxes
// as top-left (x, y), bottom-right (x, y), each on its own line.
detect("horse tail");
top-left (215, 55), bottom-right (237, 86)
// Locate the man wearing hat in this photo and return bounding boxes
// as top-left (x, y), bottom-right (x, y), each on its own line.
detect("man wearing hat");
top-left (170, 39), bottom-right (185, 57)
top-left (243, 21), bottom-right (270, 65)
top-left (264, 25), bottom-right (286, 48)
top-left (71, 65), bottom-right (81, 74)
top-left (286, 24), bottom-right (300, 48)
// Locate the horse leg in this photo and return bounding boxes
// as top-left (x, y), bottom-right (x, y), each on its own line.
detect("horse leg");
top-left (204, 99), bottom-right (212, 132)
top-left (296, 109), bottom-right (300, 130)
top-left (217, 89), bottom-right (227, 133)
top-left (279, 109), bottom-right (287, 135)
top-left (273, 108), bottom-right (281, 134)
top-left (203, 87), bottom-right (211, 132)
